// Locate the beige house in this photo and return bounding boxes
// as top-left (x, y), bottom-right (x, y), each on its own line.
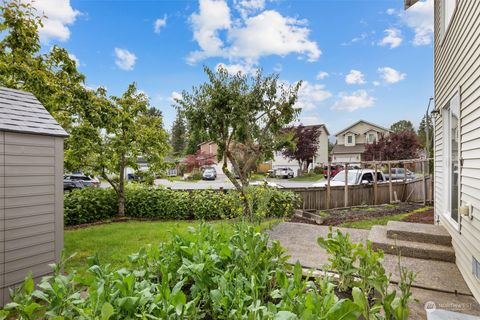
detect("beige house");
top-left (0, 87), bottom-right (67, 304)
top-left (272, 124), bottom-right (329, 175)
top-left (405, 0), bottom-right (480, 302)
top-left (331, 120), bottom-right (391, 163)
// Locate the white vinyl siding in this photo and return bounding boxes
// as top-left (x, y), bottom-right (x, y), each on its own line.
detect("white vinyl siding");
top-left (434, 0), bottom-right (480, 301)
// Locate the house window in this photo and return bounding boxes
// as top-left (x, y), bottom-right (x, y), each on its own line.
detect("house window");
top-left (443, 92), bottom-right (460, 224)
top-left (346, 134), bottom-right (355, 146)
top-left (442, 0), bottom-right (457, 37)
top-left (367, 133), bottom-right (376, 144)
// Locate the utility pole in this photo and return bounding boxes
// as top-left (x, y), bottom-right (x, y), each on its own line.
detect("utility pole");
top-left (425, 97), bottom-right (434, 175)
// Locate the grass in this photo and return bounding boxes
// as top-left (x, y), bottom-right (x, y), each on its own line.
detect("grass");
top-left (338, 206), bottom-right (433, 230)
top-left (64, 219), bottom-right (282, 276)
top-left (290, 173), bottom-right (325, 182)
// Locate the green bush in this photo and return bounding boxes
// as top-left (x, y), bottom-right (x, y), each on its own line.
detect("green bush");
top-left (64, 185), bottom-right (300, 225)
top-left (64, 187), bottom-right (117, 225)
top-left (3, 224), bottom-right (414, 319)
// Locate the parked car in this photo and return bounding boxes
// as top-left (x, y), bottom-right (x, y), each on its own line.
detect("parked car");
top-left (202, 167), bottom-right (217, 180)
top-left (275, 167), bottom-right (294, 179)
top-left (323, 165), bottom-right (344, 179)
top-left (313, 169), bottom-right (387, 187)
top-left (63, 179), bottom-right (84, 192)
top-left (387, 168), bottom-right (416, 181)
top-left (64, 174), bottom-right (100, 187)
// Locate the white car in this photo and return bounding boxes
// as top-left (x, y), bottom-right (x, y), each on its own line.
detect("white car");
top-left (312, 169), bottom-right (387, 187)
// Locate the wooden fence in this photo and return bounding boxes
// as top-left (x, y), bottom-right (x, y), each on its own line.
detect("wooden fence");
top-left (285, 176), bottom-right (433, 211)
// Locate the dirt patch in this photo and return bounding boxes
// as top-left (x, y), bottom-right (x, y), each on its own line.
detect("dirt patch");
top-left (290, 203), bottom-right (425, 226)
top-left (402, 208), bottom-right (434, 224)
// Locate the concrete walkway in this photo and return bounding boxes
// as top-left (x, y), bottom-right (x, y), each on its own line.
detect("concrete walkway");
top-left (267, 222), bottom-right (480, 319)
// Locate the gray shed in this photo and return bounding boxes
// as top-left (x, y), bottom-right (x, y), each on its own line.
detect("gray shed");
top-left (0, 87), bottom-right (67, 304)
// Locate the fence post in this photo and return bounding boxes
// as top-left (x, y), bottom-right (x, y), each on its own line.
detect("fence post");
top-left (422, 160), bottom-right (426, 205)
top-left (344, 163), bottom-right (349, 207)
top-left (374, 163), bottom-right (378, 205)
top-left (326, 161), bottom-right (331, 209)
top-left (388, 162), bottom-right (393, 204)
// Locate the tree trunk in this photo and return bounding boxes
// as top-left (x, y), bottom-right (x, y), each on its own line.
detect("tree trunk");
top-left (222, 154), bottom-right (253, 221)
top-left (118, 154), bottom-right (126, 217)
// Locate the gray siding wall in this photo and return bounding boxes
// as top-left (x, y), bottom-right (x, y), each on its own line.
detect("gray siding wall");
top-left (0, 132), bottom-right (63, 304)
top-left (434, 0), bottom-right (480, 301)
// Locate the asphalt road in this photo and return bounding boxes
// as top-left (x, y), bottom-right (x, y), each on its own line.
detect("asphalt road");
top-left (100, 175), bottom-right (320, 189)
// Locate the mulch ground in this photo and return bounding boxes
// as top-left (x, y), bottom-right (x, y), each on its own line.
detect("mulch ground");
top-left (289, 203), bottom-right (427, 226)
top-left (402, 207), bottom-right (434, 224)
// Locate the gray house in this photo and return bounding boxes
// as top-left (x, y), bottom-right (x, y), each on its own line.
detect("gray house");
top-left (406, 0), bottom-right (480, 302)
top-left (0, 87), bottom-right (67, 304)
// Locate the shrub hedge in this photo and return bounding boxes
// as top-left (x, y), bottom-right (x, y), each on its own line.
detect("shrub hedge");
top-left (64, 185), bottom-right (300, 225)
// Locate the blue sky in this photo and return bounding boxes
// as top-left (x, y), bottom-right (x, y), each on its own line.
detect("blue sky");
top-left (34, 0), bottom-right (433, 136)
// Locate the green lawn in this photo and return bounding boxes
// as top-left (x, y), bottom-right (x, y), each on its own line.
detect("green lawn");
top-left (339, 206), bottom-right (432, 229)
top-left (290, 173), bottom-right (325, 182)
top-left (64, 219), bottom-right (281, 276)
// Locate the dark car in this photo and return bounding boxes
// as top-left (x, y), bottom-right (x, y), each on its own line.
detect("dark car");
top-left (63, 179), bottom-right (84, 192)
top-left (64, 174), bottom-right (100, 187)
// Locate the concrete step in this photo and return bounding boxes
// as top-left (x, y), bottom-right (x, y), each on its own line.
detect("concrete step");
top-left (369, 226), bottom-right (455, 263)
top-left (386, 221), bottom-right (452, 246)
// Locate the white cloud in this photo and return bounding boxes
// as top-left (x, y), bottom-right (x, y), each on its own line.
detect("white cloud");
top-left (154, 15), bottom-right (167, 33)
top-left (331, 90), bottom-right (375, 112)
top-left (386, 8), bottom-right (396, 15)
top-left (296, 115), bottom-right (322, 126)
top-left (316, 71), bottom-right (329, 80)
top-left (373, 81), bottom-right (381, 87)
top-left (234, 0), bottom-right (265, 17)
top-left (216, 62), bottom-right (253, 74)
top-left (68, 53), bottom-right (79, 66)
top-left (188, 1), bottom-right (320, 65)
top-left (296, 81), bottom-right (332, 111)
top-left (378, 67), bottom-right (406, 84)
top-left (400, 0), bottom-right (433, 46)
top-left (188, 0), bottom-right (232, 62)
top-left (114, 48), bottom-right (137, 71)
top-left (345, 69), bottom-right (366, 85)
top-left (31, 0), bottom-right (80, 42)
top-left (170, 91), bottom-right (182, 102)
top-left (379, 28), bottom-right (402, 48)
top-left (341, 32), bottom-right (367, 46)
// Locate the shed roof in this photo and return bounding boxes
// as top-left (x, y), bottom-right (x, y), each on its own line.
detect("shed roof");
top-left (0, 87), bottom-right (68, 137)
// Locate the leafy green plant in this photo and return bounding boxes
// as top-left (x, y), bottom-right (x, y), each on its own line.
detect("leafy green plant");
top-left (317, 228), bottom-right (358, 292)
top-left (64, 185), bottom-right (299, 225)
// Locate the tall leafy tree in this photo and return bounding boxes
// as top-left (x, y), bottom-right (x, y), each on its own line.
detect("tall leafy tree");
top-left (171, 110), bottom-right (187, 156)
top-left (68, 84), bottom-right (170, 217)
top-left (177, 66), bottom-right (301, 220)
top-left (0, 0), bottom-right (90, 129)
top-left (390, 120), bottom-right (415, 133)
top-left (363, 131), bottom-right (421, 161)
top-left (282, 125), bottom-right (321, 174)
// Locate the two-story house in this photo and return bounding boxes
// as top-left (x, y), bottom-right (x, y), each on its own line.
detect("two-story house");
top-left (406, 0), bottom-right (480, 301)
top-left (330, 120), bottom-right (391, 163)
top-left (271, 124), bottom-right (329, 176)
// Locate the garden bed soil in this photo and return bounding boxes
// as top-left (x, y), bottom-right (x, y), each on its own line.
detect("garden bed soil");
top-left (290, 203), bottom-right (424, 226)
top-left (402, 208), bottom-right (434, 224)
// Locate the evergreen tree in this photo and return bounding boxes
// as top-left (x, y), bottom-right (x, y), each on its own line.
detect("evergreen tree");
top-left (171, 110), bottom-right (187, 156)
top-left (390, 120), bottom-right (415, 133)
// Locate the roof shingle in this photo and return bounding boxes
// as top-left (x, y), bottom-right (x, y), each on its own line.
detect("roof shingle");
top-left (0, 87), bottom-right (68, 137)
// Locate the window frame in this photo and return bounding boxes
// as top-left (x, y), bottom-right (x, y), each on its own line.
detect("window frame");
top-left (441, 0), bottom-right (458, 42)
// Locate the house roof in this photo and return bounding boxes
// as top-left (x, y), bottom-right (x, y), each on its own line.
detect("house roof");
top-left (331, 144), bottom-right (366, 155)
top-left (0, 87), bottom-right (68, 137)
top-left (302, 123), bottom-right (330, 136)
top-left (404, 0), bottom-right (419, 9)
top-left (334, 120), bottom-right (391, 137)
